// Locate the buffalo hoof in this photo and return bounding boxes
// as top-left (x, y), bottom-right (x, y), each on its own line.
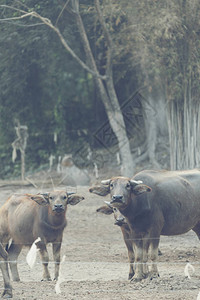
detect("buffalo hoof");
top-left (142, 273), bottom-right (149, 279)
top-left (2, 291), bottom-right (12, 299)
top-left (41, 278), bottom-right (51, 282)
top-left (12, 277), bottom-right (20, 282)
top-left (158, 248), bottom-right (162, 256)
top-left (128, 272), bottom-right (135, 280)
top-left (149, 272), bottom-right (160, 280)
top-left (130, 275), bottom-right (144, 282)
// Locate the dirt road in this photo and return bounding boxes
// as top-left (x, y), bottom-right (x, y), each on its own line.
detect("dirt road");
top-left (0, 185), bottom-right (199, 300)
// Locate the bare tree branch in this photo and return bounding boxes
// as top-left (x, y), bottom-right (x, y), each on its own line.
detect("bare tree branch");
top-left (0, 4), bottom-right (27, 15)
top-left (94, 0), bottom-right (114, 77)
top-left (0, 20), bottom-right (44, 27)
top-left (0, 1), bottom-right (135, 176)
top-left (70, 0), bottom-right (79, 15)
top-left (94, 0), bottom-right (112, 48)
top-left (55, 0), bottom-right (70, 27)
top-left (0, 4), bottom-right (107, 80)
top-left (0, 12), bottom-right (33, 21)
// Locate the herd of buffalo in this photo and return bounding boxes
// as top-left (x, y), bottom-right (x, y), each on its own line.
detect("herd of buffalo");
top-left (1, 168), bottom-right (200, 298)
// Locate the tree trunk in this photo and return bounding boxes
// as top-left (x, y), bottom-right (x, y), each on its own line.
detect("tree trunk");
top-left (143, 96), bottom-right (159, 167)
top-left (1, 1), bottom-right (135, 177)
top-left (142, 91), bottom-right (168, 168)
top-left (73, 3), bottom-right (134, 177)
top-left (167, 77), bottom-right (200, 170)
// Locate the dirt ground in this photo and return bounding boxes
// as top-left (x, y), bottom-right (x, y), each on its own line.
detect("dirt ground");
top-left (0, 184), bottom-right (200, 300)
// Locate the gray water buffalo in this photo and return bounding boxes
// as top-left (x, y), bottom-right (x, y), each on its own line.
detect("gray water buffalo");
top-left (90, 169), bottom-right (200, 281)
top-left (0, 191), bottom-right (84, 285)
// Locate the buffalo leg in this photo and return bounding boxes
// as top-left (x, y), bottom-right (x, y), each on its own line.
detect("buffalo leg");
top-left (8, 242), bottom-right (22, 281)
top-left (127, 244), bottom-right (135, 280)
top-left (131, 237), bottom-right (144, 281)
top-left (121, 227), bottom-right (135, 279)
top-left (52, 242), bottom-right (62, 280)
top-left (142, 235), bottom-right (150, 278)
top-left (0, 256), bottom-right (12, 298)
top-left (149, 237), bottom-right (160, 279)
top-left (37, 243), bottom-right (51, 281)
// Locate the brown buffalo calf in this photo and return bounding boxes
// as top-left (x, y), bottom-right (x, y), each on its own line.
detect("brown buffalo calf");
top-left (0, 191), bottom-right (84, 283)
top-left (96, 204), bottom-right (162, 280)
top-left (96, 204), bottom-right (135, 279)
top-left (0, 193), bottom-right (47, 299)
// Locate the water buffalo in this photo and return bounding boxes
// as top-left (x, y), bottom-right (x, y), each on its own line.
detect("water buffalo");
top-left (96, 204), bottom-right (135, 279)
top-left (90, 169), bottom-right (200, 281)
top-left (95, 201), bottom-right (162, 280)
top-left (0, 190), bottom-right (84, 284)
top-left (0, 193), bottom-right (47, 299)
top-left (0, 242), bottom-right (12, 298)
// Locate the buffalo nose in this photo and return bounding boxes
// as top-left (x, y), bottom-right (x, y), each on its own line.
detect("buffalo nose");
top-left (54, 204), bottom-right (63, 209)
top-left (117, 216), bottom-right (125, 222)
top-left (112, 195), bottom-right (123, 202)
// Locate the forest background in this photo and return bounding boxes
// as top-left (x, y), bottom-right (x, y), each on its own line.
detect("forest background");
top-left (0, 0), bottom-right (200, 180)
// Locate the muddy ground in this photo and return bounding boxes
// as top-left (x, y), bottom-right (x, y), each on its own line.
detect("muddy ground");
top-left (0, 184), bottom-right (200, 300)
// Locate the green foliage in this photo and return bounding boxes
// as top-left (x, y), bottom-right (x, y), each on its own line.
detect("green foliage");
top-left (1, 0), bottom-right (200, 177)
top-left (0, 0), bottom-right (112, 178)
top-left (121, 0), bottom-right (200, 103)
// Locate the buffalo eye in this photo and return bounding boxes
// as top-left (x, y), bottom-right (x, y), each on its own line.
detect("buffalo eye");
top-left (110, 182), bottom-right (113, 189)
top-left (49, 196), bottom-right (53, 200)
top-left (63, 196), bottom-right (67, 200)
top-left (126, 183), bottom-right (131, 189)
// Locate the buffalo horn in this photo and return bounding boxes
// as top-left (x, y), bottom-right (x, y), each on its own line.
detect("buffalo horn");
top-left (40, 192), bottom-right (49, 197)
top-left (130, 180), bottom-right (143, 187)
top-left (104, 201), bottom-right (112, 208)
top-left (101, 179), bottom-right (111, 185)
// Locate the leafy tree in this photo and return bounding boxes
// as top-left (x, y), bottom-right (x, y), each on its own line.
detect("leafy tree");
top-left (0, 0), bottom-right (136, 177)
top-left (0, 0), bottom-right (100, 177)
top-left (107, 0), bottom-right (200, 169)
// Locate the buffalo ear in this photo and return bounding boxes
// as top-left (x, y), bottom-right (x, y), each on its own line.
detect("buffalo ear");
top-left (31, 194), bottom-right (49, 206)
top-left (132, 185), bottom-right (152, 216)
top-left (67, 194), bottom-right (84, 205)
top-left (89, 185), bottom-right (110, 196)
top-left (132, 184), bottom-right (152, 195)
top-left (96, 205), bottom-right (113, 215)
